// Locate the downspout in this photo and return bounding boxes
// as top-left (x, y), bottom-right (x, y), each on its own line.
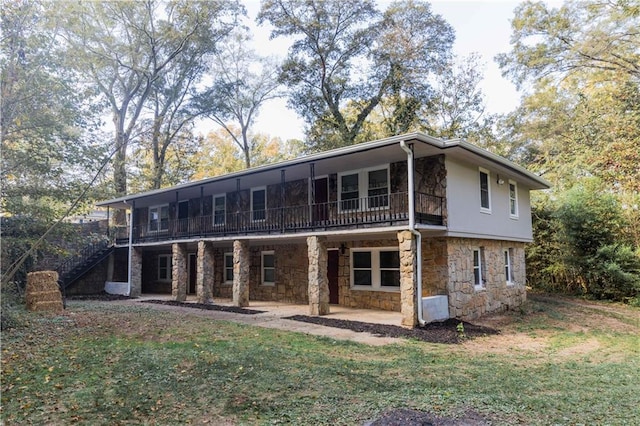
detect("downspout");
top-left (399, 141), bottom-right (426, 326)
top-left (124, 200), bottom-right (133, 297)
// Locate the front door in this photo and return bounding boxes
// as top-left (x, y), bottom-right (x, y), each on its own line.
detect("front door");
top-left (312, 177), bottom-right (329, 224)
top-left (328, 249), bottom-right (339, 304)
top-left (188, 253), bottom-right (197, 294)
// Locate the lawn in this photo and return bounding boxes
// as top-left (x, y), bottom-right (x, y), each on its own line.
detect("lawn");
top-left (1, 295), bottom-right (639, 425)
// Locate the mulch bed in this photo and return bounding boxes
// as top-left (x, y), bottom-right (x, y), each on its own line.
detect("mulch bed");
top-left (283, 315), bottom-right (499, 344)
top-left (141, 299), bottom-right (265, 315)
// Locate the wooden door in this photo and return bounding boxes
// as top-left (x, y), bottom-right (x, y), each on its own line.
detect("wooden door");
top-left (312, 177), bottom-right (329, 223)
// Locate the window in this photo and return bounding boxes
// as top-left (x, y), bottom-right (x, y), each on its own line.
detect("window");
top-left (339, 165), bottom-right (389, 211)
top-left (251, 187), bottom-right (266, 222)
top-left (261, 251), bottom-right (275, 285)
top-left (214, 194), bottom-right (226, 225)
top-left (509, 180), bottom-right (519, 218)
top-left (379, 250), bottom-right (400, 287)
top-left (504, 248), bottom-right (515, 285)
top-left (479, 168), bottom-right (491, 212)
top-left (351, 248), bottom-right (400, 291)
top-left (149, 205), bottom-right (169, 232)
top-left (158, 254), bottom-right (172, 282)
top-left (368, 169), bottom-right (389, 209)
top-left (473, 248), bottom-right (485, 289)
top-left (224, 252), bottom-right (233, 284)
top-left (340, 173), bottom-right (360, 211)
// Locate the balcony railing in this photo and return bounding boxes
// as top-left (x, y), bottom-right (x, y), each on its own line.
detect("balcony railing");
top-left (113, 191), bottom-right (444, 244)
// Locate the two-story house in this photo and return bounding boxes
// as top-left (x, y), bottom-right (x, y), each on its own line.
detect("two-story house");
top-left (95, 133), bottom-right (549, 326)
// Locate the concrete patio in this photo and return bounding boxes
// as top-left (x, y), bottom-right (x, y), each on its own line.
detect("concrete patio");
top-left (124, 294), bottom-right (406, 346)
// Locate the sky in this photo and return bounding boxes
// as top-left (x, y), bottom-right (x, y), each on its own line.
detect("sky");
top-left (238, 0), bottom-right (529, 141)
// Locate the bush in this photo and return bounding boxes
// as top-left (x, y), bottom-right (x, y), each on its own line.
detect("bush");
top-left (1, 281), bottom-right (26, 331)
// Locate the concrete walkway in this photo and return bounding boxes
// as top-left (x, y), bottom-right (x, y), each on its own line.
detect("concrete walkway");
top-left (119, 295), bottom-right (405, 346)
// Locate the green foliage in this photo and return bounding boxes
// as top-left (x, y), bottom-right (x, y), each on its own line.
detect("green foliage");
top-left (527, 183), bottom-right (640, 302)
top-left (259, 0), bottom-right (454, 148)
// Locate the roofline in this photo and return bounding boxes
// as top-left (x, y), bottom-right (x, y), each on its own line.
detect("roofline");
top-left (97, 132), bottom-right (549, 207)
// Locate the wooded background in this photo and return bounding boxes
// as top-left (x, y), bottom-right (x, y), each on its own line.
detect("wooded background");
top-left (2, 0), bottom-right (638, 303)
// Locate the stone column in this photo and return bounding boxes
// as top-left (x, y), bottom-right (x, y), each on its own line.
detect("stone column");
top-left (398, 230), bottom-right (417, 327)
top-left (196, 240), bottom-right (214, 304)
top-left (172, 243), bottom-right (187, 302)
top-left (130, 247), bottom-right (142, 297)
top-left (233, 240), bottom-right (249, 307)
top-left (307, 235), bottom-right (329, 315)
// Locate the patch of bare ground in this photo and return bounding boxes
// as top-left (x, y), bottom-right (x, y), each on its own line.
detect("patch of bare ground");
top-left (365, 408), bottom-right (490, 426)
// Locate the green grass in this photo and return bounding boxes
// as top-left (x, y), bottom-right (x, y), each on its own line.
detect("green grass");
top-left (2, 299), bottom-right (639, 425)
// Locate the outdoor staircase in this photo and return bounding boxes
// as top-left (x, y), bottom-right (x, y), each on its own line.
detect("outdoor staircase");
top-left (57, 239), bottom-right (114, 290)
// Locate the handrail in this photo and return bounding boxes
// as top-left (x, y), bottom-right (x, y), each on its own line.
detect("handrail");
top-left (115, 191), bottom-right (445, 244)
top-left (56, 238), bottom-right (111, 282)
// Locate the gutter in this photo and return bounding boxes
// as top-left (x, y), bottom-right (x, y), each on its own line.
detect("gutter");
top-left (399, 141), bottom-right (426, 326)
top-left (123, 200), bottom-right (133, 296)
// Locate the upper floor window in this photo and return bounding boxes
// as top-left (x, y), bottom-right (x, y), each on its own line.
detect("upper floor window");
top-left (213, 194), bottom-right (226, 225)
top-left (473, 247), bottom-right (485, 289)
top-left (508, 180), bottom-right (519, 218)
top-left (224, 252), bottom-right (233, 284)
top-left (158, 254), bottom-right (172, 282)
top-left (351, 247), bottom-right (400, 291)
top-left (479, 168), bottom-right (491, 213)
top-left (251, 187), bottom-right (266, 222)
top-left (262, 251), bottom-right (275, 285)
top-left (340, 173), bottom-right (360, 211)
top-left (149, 204), bottom-right (169, 232)
top-left (339, 165), bottom-right (389, 212)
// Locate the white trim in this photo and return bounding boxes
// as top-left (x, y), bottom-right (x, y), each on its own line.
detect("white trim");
top-left (261, 250), bottom-right (275, 285)
top-left (350, 247), bottom-right (400, 292)
top-left (158, 254), bottom-right (172, 282)
top-left (223, 252), bottom-right (233, 284)
top-left (148, 204), bottom-right (170, 232)
top-left (504, 248), bottom-right (515, 285)
top-left (479, 167), bottom-right (492, 214)
top-left (213, 193), bottom-right (226, 225)
top-left (508, 180), bottom-right (519, 219)
top-left (338, 164), bottom-right (390, 212)
top-left (251, 186), bottom-right (267, 222)
top-left (473, 247), bottom-right (485, 290)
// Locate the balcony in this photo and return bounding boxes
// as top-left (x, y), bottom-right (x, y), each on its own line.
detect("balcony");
top-left (114, 191), bottom-right (444, 244)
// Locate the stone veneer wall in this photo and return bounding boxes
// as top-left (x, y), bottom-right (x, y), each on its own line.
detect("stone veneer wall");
top-left (447, 237), bottom-right (527, 320)
top-left (249, 244), bottom-right (308, 303)
top-left (337, 239), bottom-right (402, 312)
top-left (421, 237), bottom-right (449, 296)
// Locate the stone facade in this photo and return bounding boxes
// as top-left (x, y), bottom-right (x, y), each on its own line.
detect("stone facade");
top-left (172, 243), bottom-right (187, 301)
top-left (196, 241), bottom-right (214, 304)
top-left (446, 238), bottom-right (526, 320)
top-left (398, 230), bottom-right (417, 327)
top-left (130, 247), bottom-right (142, 297)
top-left (232, 240), bottom-right (250, 307)
top-left (421, 237), bottom-right (449, 296)
top-left (336, 239), bottom-right (402, 312)
top-left (307, 236), bottom-right (329, 315)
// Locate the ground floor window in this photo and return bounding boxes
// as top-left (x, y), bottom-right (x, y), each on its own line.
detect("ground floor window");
top-left (351, 247), bottom-right (400, 291)
top-left (224, 252), bottom-right (233, 284)
top-left (504, 248), bottom-right (514, 285)
top-left (158, 254), bottom-right (172, 282)
top-left (262, 251), bottom-right (275, 285)
top-left (473, 247), bottom-right (485, 289)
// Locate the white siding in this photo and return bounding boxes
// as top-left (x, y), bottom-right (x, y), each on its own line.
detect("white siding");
top-left (445, 158), bottom-right (533, 241)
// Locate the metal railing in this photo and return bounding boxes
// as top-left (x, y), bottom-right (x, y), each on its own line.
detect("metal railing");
top-left (113, 191), bottom-right (444, 244)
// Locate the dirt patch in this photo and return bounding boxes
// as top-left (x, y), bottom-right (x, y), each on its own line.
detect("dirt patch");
top-left (365, 408), bottom-right (489, 426)
top-left (141, 299), bottom-right (265, 315)
top-left (283, 315), bottom-right (499, 344)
